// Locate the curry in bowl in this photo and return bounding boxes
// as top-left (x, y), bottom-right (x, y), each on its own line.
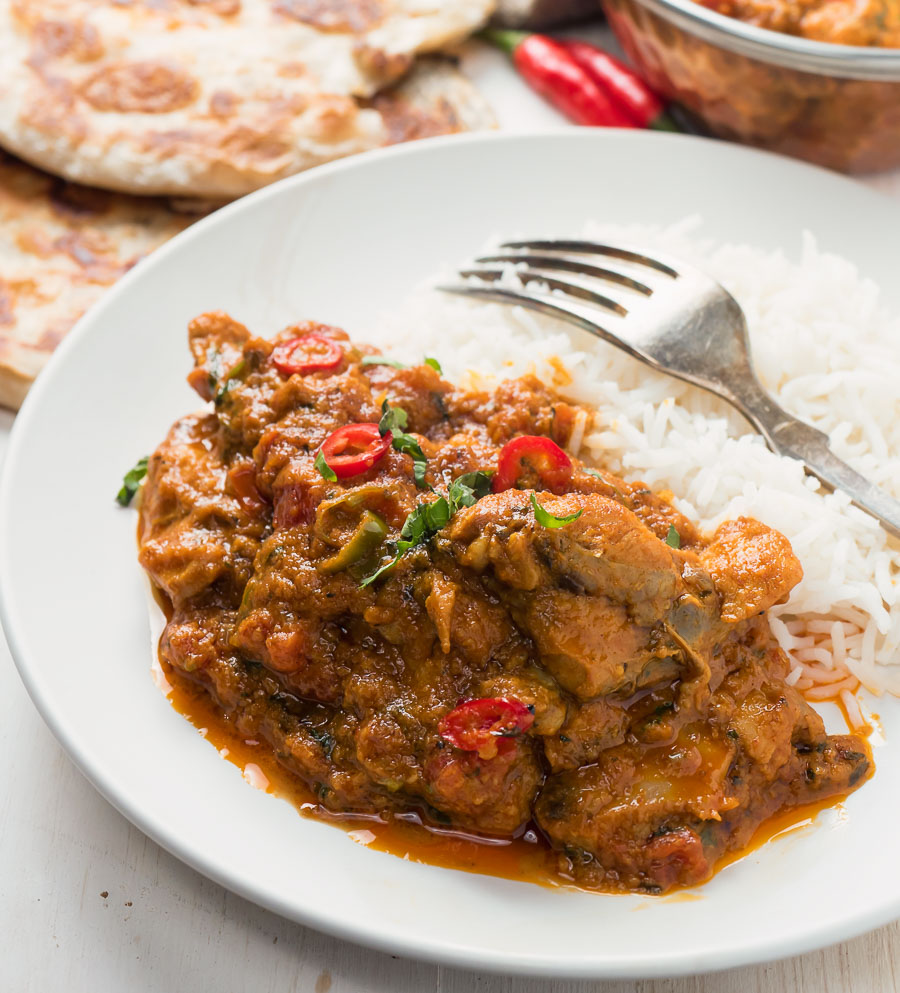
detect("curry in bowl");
top-left (698, 0), bottom-right (900, 47)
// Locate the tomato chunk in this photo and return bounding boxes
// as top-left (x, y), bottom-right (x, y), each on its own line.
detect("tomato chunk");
top-left (438, 698), bottom-right (535, 760)
top-left (273, 333), bottom-right (343, 376)
top-left (319, 423), bottom-right (392, 479)
top-left (226, 461), bottom-right (267, 513)
top-left (492, 435), bottom-right (573, 494)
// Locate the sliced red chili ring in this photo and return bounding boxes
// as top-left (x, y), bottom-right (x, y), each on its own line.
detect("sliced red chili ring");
top-left (272, 333), bottom-right (343, 376)
top-left (438, 698), bottom-right (535, 761)
top-left (318, 423), bottom-right (393, 479)
top-left (492, 435), bottom-right (573, 494)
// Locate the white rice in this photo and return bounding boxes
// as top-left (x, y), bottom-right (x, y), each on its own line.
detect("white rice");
top-left (368, 218), bottom-right (900, 718)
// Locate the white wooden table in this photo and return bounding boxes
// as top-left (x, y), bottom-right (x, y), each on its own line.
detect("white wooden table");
top-left (3, 36), bottom-right (900, 993)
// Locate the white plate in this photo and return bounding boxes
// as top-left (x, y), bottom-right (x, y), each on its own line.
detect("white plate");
top-left (2, 131), bottom-right (899, 979)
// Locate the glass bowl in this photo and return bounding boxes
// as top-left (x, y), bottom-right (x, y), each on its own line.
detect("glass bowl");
top-left (601, 0), bottom-right (900, 173)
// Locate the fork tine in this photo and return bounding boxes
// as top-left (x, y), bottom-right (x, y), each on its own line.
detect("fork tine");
top-left (436, 281), bottom-right (645, 361)
top-left (501, 240), bottom-right (679, 278)
top-left (459, 266), bottom-right (629, 316)
top-left (474, 254), bottom-right (653, 296)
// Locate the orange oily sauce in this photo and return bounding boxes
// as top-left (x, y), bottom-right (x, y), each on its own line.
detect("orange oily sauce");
top-left (162, 660), bottom-right (870, 896)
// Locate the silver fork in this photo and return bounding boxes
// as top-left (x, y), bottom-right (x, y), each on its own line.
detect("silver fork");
top-left (440, 239), bottom-right (900, 540)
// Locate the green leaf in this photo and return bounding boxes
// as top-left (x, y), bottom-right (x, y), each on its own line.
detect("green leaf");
top-left (424, 357), bottom-right (443, 375)
top-left (530, 492), bottom-right (583, 529)
top-left (206, 345), bottom-right (223, 395)
top-left (361, 468), bottom-right (494, 585)
top-left (448, 471), bottom-right (493, 511)
top-left (214, 358), bottom-right (246, 405)
top-left (392, 433), bottom-right (429, 488)
top-left (361, 355), bottom-right (406, 369)
top-left (116, 456), bottom-right (149, 506)
top-left (665, 524), bottom-right (681, 549)
top-left (378, 399), bottom-right (408, 436)
top-left (359, 548), bottom-right (404, 587)
top-left (315, 449), bottom-right (338, 482)
top-left (379, 400), bottom-right (428, 488)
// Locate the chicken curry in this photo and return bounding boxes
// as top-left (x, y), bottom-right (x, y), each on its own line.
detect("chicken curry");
top-left (699, 0), bottom-right (900, 47)
top-left (136, 313), bottom-right (870, 894)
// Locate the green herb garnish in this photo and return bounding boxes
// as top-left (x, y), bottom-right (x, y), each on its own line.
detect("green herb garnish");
top-left (448, 470), bottom-right (493, 509)
top-left (530, 492), bottom-right (583, 529)
top-left (665, 525), bottom-right (681, 549)
top-left (214, 358), bottom-right (246, 405)
top-left (361, 355), bottom-right (407, 369)
top-left (314, 449), bottom-right (338, 482)
top-left (424, 357), bottom-right (443, 375)
top-left (361, 469), bottom-right (493, 586)
top-left (379, 400), bottom-right (429, 489)
top-left (116, 456), bottom-right (149, 506)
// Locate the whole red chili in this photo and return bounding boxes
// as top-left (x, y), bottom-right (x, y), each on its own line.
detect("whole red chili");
top-left (438, 698), bottom-right (535, 761)
top-left (480, 29), bottom-right (637, 129)
top-left (273, 333), bottom-right (343, 376)
top-left (318, 422), bottom-right (393, 479)
top-left (492, 435), bottom-right (574, 494)
top-left (562, 41), bottom-right (677, 132)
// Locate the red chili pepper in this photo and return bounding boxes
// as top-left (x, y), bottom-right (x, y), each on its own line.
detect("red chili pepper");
top-left (562, 41), bottom-right (677, 132)
top-left (319, 423), bottom-right (392, 479)
top-left (438, 698), bottom-right (535, 761)
top-left (492, 435), bottom-right (574, 494)
top-left (481, 29), bottom-right (637, 129)
top-left (273, 333), bottom-right (343, 376)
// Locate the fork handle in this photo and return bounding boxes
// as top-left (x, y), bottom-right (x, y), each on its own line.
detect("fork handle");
top-left (728, 377), bottom-right (900, 540)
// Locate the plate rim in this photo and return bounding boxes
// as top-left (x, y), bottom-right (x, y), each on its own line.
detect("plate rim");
top-left (2, 128), bottom-right (899, 979)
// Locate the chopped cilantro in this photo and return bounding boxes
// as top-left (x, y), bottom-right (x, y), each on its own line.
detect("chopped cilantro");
top-left (424, 357), bottom-right (443, 374)
top-left (361, 470), bottom-right (493, 586)
top-left (214, 358), bottom-right (246, 406)
top-left (665, 525), bottom-right (681, 549)
top-left (530, 492), bottom-right (582, 529)
top-left (448, 471), bottom-right (493, 509)
top-left (379, 400), bottom-right (428, 489)
top-left (361, 355), bottom-right (406, 369)
top-left (116, 456), bottom-right (149, 506)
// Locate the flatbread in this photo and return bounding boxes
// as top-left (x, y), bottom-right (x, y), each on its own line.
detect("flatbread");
top-left (0, 0), bottom-right (494, 198)
top-left (0, 151), bottom-right (199, 410)
top-left (0, 59), bottom-right (494, 409)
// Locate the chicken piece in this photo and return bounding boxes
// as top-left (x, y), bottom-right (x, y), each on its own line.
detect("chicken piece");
top-left (186, 311), bottom-right (250, 402)
top-left (535, 660), bottom-right (870, 892)
top-left (138, 413), bottom-right (266, 606)
top-left (476, 667), bottom-right (567, 736)
top-left (424, 740), bottom-right (542, 835)
top-left (447, 490), bottom-right (721, 701)
top-left (700, 517), bottom-right (803, 623)
top-left (543, 696), bottom-right (631, 772)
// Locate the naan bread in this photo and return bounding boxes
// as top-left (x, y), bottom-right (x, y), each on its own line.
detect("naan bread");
top-left (0, 0), bottom-right (494, 198)
top-left (0, 59), bottom-right (494, 409)
top-left (0, 151), bottom-right (198, 410)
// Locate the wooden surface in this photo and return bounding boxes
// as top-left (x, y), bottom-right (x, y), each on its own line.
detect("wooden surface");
top-left (3, 35), bottom-right (900, 993)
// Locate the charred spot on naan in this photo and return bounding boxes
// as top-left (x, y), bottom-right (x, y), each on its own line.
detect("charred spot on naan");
top-left (273, 0), bottom-right (384, 32)
top-left (186, 0), bottom-right (243, 15)
top-left (81, 61), bottom-right (200, 114)
top-left (29, 18), bottom-right (105, 63)
top-left (0, 150), bottom-right (200, 409)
